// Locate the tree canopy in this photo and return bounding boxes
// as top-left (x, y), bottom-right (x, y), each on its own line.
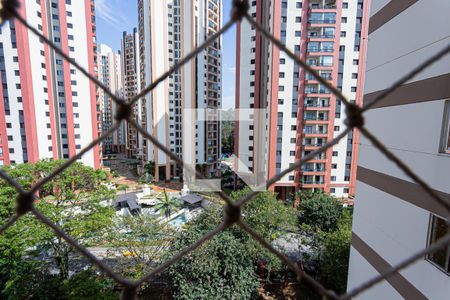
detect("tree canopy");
top-left (168, 188), bottom-right (298, 299)
top-left (0, 160), bottom-right (115, 296)
top-left (297, 190), bottom-right (343, 232)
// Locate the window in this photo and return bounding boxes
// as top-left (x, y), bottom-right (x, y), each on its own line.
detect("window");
top-left (296, 2), bottom-right (302, 8)
top-left (441, 100), bottom-right (450, 154)
top-left (343, 188), bottom-right (349, 193)
top-left (352, 73), bottom-right (358, 79)
top-left (351, 87), bottom-right (357, 92)
top-left (427, 215), bottom-right (450, 273)
top-left (332, 151), bottom-right (338, 156)
top-left (331, 164), bottom-right (337, 169)
top-left (295, 16), bottom-right (301, 23)
top-left (330, 188), bottom-right (335, 193)
top-left (340, 31), bottom-right (346, 37)
top-left (290, 151), bottom-right (295, 156)
top-left (280, 58), bottom-right (285, 64)
top-left (331, 176), bottom-right (336, 181)
top-left (353, 59), bottom-right (359, 65)
top-left (295, 31), bottom-right (301, 37)
top-left (343, 2), bottom-right (348, 8)
top-left (341, 17), bottom-right (347, 23)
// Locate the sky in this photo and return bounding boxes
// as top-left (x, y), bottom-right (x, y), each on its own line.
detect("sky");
top-left (95, 0), bottom-right (236, 110)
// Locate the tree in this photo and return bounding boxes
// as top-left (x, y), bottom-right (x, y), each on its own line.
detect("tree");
top-left (232, 188), bottom-right (298, 241)
top-left (106, 214), bottom-right (176, 279)
top-left (221, 109), bottom-right (235, 154)
top-left (0, 160), bottom-right (115, 282)
top-left (154, 189), bottom-right (181, 219)
top-left (317, 209), bottom-right (352, 293)
top-left (297, 190), bottom-right (343, 232)
top-left (168, 207), bottom-right (259, 299)
top-left (168, 189), bottom-right (299, 298)
top-left (231, 188), bottom-right (298, 271)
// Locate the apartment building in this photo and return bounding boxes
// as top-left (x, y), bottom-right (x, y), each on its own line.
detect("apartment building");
top-left (0, 0), bottom-right (100, 168)
top-left (97, 44), bottom-right (124, 154)
top-left (347, 0), bottom-right (450, 299)
top-left (235, 0), bottom-right (369, 199)
top-left (138, 0), bottom-right (222, 181)
top-left (121, 28), bottom-right (142, 159)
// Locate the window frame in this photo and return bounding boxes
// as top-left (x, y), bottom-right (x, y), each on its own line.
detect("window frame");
top-left (426, 214), bottom-right (450, 274)
top-left (439, 100), bottom-right (450, 154)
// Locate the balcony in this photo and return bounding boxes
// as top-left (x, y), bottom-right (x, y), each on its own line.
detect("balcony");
top-left (304, 115), bottom-right (329, 121)
top-left (305, 88), bottom-right (331, 94)
top-left (309, 0), bottom-right (337, 10)
top-left (304, 98), bottom-right (331, 108)
top-left (307, 33), bottom-right (335, 39)
top-left (300, 180), bottom-right (325, 185)
top-left (306, 73), bottom-right (332, 81)
top-left (303, 128), bottom-right (328, 134)
top-left (308, 18), bottom-right (336, 24)
top-left (307, 46), bottom-right (334, 53)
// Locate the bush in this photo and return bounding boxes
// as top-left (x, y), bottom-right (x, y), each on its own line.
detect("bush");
top-left (298, 190), bottom-right (343, 232)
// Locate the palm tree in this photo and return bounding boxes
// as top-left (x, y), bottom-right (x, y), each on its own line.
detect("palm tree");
top-left (154, 189), bottom-right (181, 219)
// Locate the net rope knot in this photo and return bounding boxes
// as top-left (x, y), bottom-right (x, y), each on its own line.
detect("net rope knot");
top-left (231, 0), bottom-right (249, 21)
top-left (115, 100), bottom-right (132, 121)
top-left (16, 192), bottom-right (34, 215)
top-left (344, 103), bottom-right (364, 128)
top-left (0, 0), bottom-right (19, 25)
top-left (224, 203), bottom-right (241, 226)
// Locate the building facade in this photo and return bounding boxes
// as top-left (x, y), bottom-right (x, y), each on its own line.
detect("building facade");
top-left (347, 0), bottom-right (450, 299)
top-left (0, 0), bottom-right (100, 168)
top-left (97, 44), bottom-right (124, 154)
top-left (235, 0), bottom-right (369, 198)
top-left (121, 28), bottom-right (142, 160)
top-left (138, 0), bottom-right (222, 181)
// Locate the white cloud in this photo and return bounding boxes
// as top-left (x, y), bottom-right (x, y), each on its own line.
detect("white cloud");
top-left (96, 0), bottom-right (130, 30)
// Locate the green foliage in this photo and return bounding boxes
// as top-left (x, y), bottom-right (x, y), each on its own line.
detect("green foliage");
top-left (138, 173), bottom-right (154, 184)
top-left (116, 184), bottom-right (129, 191)
top-left (298, 190), bottom-right (343, 232)
top-left (170, 231), bottom-right (258, 299)
top-left (0, 159), bottom-right (115, 295)
top-left (168, 207), bottom-right (258, 300)
top-left (232, 188), bottom-right (297, 241)
top-left (317, 209), bottom-right (352, 293)
top-left (2, 266), bottom-right (118, 300)
top-left (144, 161), bottom-right (155, 177)
top-left (154, 189), bottom-right (181, 218)
top-left (221, 109), bottom-right (235, 154)
top-left (63, 270), bottom-right (118, 300)
top-left (168, 189), bottom-right (298, 299)
top-left (106, 215), bottom-right (176, 279)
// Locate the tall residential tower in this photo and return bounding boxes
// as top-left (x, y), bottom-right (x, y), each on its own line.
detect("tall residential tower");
top-left (235, 0), bottom-right (369, 198)
top-left (121, 28), bottom-right (142, 160)
top-left (138, 0), bottom-right (222, 181)
top-left (97, 44), bottom-right (124, 154)
top-left (0, 0), bottom-right (100, 168)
